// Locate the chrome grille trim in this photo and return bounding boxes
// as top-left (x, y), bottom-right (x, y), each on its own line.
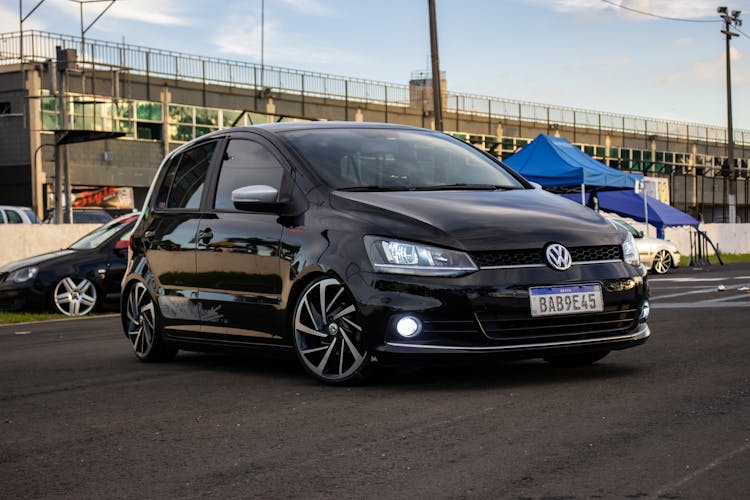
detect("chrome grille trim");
top-left (479, 259), bottom-right (621, 270)
top-left (385, 324), bottom-right (650, 352)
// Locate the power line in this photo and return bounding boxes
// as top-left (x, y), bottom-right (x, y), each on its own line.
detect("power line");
top-left (599, 0), bottom-right (720, 23)
top-left (737, 27), bottom-right (750, 39)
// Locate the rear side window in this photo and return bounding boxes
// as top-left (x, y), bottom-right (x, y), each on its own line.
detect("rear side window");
top-left (156, 141), bottom-right (216, 209)
top-left (6, 210), bottom-right (23, 223)
top-left (213, 139), bottom-right (285, 210)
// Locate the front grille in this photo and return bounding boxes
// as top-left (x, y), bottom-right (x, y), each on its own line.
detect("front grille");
top-left (470, 245), bottom-right (622, 268)
top-left (476, 305), bottom-right (639, 344)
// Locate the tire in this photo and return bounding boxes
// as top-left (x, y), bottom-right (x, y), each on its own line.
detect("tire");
top-left (123, 281), bottom-right (177, 362)
top-left (53, 276), bottom-right (98, 316)
top-left (292, 276), bottom-right (370, 385)
top-left (652, 249), bottom-right (672, 274)
top-left (544, 351), bottom-right (610, 366)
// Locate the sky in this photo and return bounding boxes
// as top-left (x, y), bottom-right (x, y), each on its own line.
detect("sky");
top-left (2, 0), bottom-right (749, 129)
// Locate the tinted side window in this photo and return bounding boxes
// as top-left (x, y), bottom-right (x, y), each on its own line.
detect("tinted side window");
top-left (155, 141), bottom-right (216, 210)
top-left (6, 210), bottom-right (23, 223)
top-left (213, 139), bottom-right (285, 210)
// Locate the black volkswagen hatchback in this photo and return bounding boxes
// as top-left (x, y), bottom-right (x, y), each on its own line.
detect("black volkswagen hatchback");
top-left (122, 122), bottom-right (650, 384)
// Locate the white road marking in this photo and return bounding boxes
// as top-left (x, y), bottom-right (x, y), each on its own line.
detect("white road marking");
top-left (651, 276), bottom-right (750, 282)
top-left (650, 440), bottom-right (750, 499)
top-left (14, 331), bottom-right (31, 335)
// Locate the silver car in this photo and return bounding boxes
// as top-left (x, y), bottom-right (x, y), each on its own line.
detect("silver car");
top-left (610, 218), bottom-right (680, 274)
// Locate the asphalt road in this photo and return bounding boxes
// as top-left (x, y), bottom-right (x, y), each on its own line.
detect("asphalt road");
top-left (1, 263), bottom-right (749, 499)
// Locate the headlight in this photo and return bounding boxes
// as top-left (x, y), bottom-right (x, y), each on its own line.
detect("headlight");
top-left (622, 232), bottom-right (640, 266)
top-left (364, 236), bottom-right (478, 276)
top-left (7, 266), bottom-right (39, 284)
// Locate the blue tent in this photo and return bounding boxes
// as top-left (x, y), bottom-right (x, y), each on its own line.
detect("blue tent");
top-left (504, 134), bottom-right (642, 189)
top-left (563, 190), bottom-right (699, 238)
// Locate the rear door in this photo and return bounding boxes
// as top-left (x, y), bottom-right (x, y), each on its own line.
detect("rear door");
top-left (196, 134), bottom-right (286, 343)
top-left (142, 140), bottom-right (218, 334)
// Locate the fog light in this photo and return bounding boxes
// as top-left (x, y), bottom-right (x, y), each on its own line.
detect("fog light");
top-left (639, 300), bottom-right (650, 320)
top-left (396, 316), bottom-right (422, 338)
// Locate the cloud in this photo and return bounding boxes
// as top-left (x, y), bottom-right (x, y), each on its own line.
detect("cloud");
top-left (566, 62), bottom-right (585, 72)
top-left (523, 0), bottom-right (719, 20)
top-left (673, 38), bottom-right (693, 46)
top-left (1, 4), bottom-right (46, 32)
top-left (692, 47), bottom-right (745, 86)
top-left (608, 56), bottom-right (632, 69)
top-left (660, 72), bottom-right (681, 87)
top-left (107, 0), bottom-right (192, 26)
top-left (276, 0), bottom-right (335, 16)
top-left (42, 0), bottom-right (191, 28)
top-left (212, 6), bottom-right (358, 67)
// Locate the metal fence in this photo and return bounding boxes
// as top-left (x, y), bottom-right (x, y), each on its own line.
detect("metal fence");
top-left (2, 30), bottom-right (748, 146)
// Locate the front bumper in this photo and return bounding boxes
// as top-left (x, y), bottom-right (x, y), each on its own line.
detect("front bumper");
top-left (346, 261), bottom-right (650, 361)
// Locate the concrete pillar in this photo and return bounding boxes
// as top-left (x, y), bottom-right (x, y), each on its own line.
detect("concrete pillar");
top-left (160, 86), bottom-right (170, 157)
top-left (691, 144), bottom-right (698, 207)
top-left (605, 135), bottom-right (612, 166)
top-left (496, 123), bottom-right (504, 142)
top-left (26, 67), bottom-right (45, 218)
top-left (265, 98), bottom-right (276, 121)
top-left (355, 108), bottom-right (364, 122)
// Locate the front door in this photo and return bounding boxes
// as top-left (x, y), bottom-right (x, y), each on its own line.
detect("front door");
top-left (196, 136), bottom-right (286, 343)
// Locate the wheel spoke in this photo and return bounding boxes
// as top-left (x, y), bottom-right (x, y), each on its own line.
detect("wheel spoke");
top-left (319, 281), bottom-right (331, 323)
top-left (302, 297), bottom-right (319, 330)
top-left (340, 331), bottom-right (363, 364)
top-left (79, 294), bottom-right (96, 307)
top-left (316, 337), bottom-right (337, 373)
top-left (301, 345), bottom-right (330, 355)
top-left (296, 322), bottom-right (327, 338)
top-left (342, 317), bottom-right (362, 332)
top-left (326, 288), bottom-right (344, 314)
top-left (332, 304), bottom-right (355, 321)
top-left (56, 293), bottom-right (71, 304)
top-left (62, 277), bottom-right (76, 293)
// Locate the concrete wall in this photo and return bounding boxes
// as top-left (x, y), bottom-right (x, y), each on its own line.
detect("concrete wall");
top-left (0, 224), bottom-right (100, 268)
top-left (665, 224), bottom-right (750, 256)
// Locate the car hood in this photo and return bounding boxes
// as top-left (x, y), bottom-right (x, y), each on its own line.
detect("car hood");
top-left (0, 249), bottom-right (77, 273)
top-left (330, 189), bottom-right (623, 251)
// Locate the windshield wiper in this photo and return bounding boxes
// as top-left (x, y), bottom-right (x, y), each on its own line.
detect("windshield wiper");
top-left (337, 185), bottom-right (411, 192)
top-left (411, 183), bottom-right (517, 191)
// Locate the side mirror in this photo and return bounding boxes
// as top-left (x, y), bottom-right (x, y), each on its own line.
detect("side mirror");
top-left (232, 185), bottom-right (283, 212)
top-left (528, 181), bottom-right (543, 190)
top-left (636, 230), bottom-right (644, 239)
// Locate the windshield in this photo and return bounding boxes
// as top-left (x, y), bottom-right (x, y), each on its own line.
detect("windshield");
top-left (280, 128), bottom-right (525, 191)
top-left (69, 216), bottom-right (136, 250)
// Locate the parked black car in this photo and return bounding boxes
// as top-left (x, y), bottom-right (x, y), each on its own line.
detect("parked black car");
top-left (122, 122), bottom-right (650, 384)
top-left (0, 213), bottom-right (138, 315)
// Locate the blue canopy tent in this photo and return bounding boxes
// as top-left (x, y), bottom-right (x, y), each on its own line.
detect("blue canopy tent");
top-left (564, 191), bottom-right (700, 238)
top-left (504, 134), bottom-right (642, 202)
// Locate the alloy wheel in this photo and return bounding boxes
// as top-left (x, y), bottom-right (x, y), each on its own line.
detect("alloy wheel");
top-left (53, 276), bottom-right (97, 316)
top-left (293, 277), bottom-right (368, 383)
top-left (125, 282), bottom-right (156, 357)
top-left (653, 250), bottom-right (672, 274)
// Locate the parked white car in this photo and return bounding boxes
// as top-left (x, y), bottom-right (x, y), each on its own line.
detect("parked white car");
top-left (609, 218), bottom-right (680, 274)
top-left (0, 205), bottom-right (41, 224)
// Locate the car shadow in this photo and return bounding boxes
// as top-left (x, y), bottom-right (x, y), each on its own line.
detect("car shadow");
top-left (162, 350), bottom-right (644, 390)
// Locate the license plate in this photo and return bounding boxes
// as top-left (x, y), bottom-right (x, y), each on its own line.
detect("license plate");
top-left (529, 284), bottom-right (603, 317)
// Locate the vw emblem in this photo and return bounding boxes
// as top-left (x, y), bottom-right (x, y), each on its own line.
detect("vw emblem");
top-left (545, 243), bottom-right (572, 271)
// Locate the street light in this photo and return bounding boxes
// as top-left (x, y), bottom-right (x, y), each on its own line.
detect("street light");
top-left (718, 6), bottom-right (741, 224)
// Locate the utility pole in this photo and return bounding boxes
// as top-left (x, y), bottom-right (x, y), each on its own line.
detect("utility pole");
top-left (718, 6), bottom-right (741, 224)
top-left (428, 0), bottom-right (443, 131)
